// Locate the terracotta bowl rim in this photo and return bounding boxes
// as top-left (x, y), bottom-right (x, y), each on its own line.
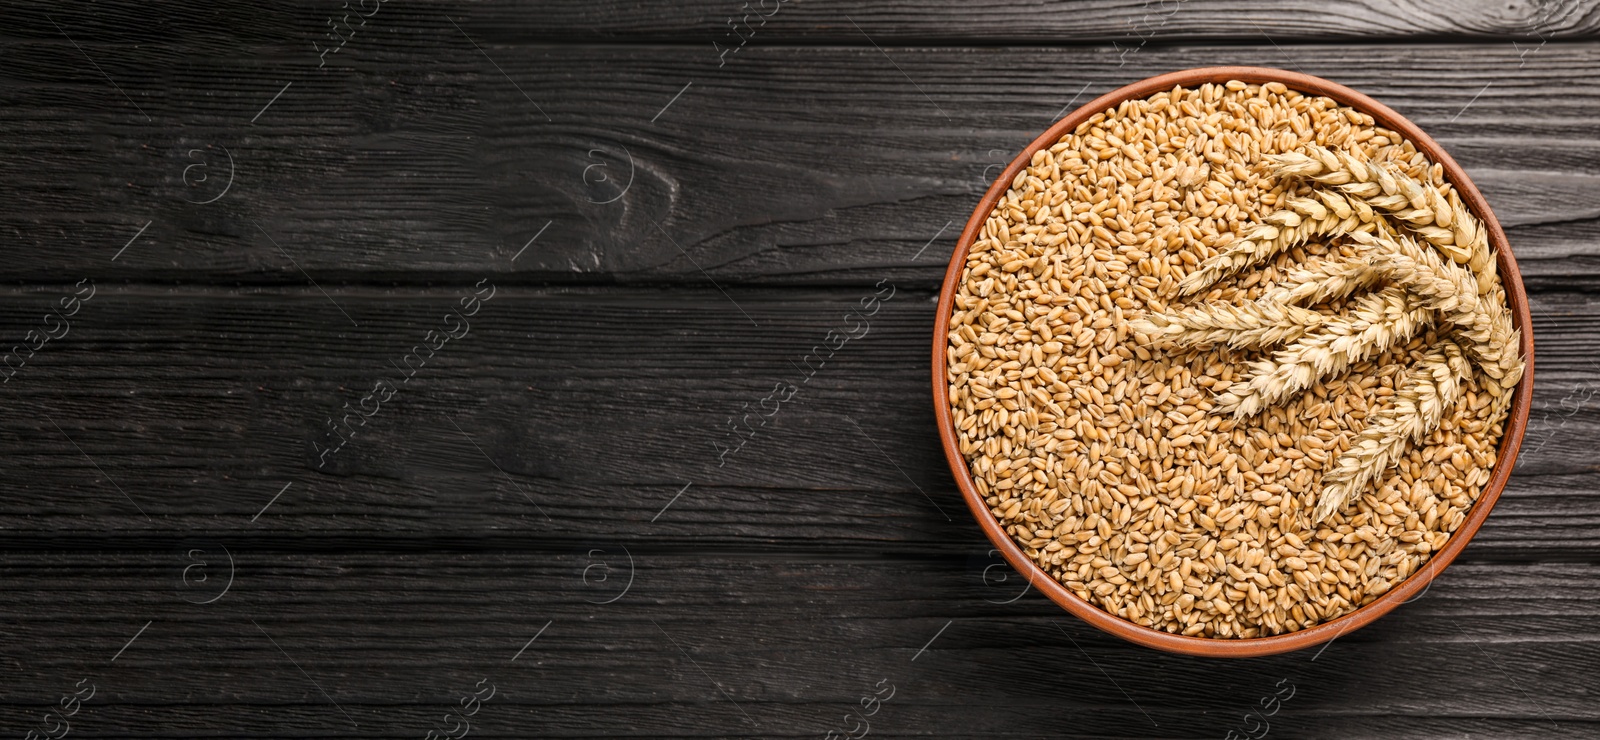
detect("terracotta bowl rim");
top-left (931, 66), bottom-right (1535, 657)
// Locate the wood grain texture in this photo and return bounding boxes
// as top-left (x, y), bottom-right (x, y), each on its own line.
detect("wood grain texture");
top-left (1, 288), bottom-right (1596, 561)
top-left (5, 0), bottom-right (1597, 44)
top-left (0, 553), bottom-right (1597, 738)
top-left (1, 39), bottom-right (1598, 285)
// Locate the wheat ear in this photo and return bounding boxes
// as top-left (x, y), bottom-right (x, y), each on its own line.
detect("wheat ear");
top-left (1314, 339), bottom-right (1471, 522)
top-left (1176, 200), bottom-right (1378, 296)
top-left (1270, 254), bottom-right (1384, 307)
top-left (1178, 182), bottom-right (1407, 297)
top-left (1214, 287), bottom-right (1430, 418)
top-left (1131, 300), bottom-right (1326, 350)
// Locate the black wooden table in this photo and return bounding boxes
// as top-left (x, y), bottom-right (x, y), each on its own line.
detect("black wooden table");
top-left (2, 2), bottom-right (1597, 737)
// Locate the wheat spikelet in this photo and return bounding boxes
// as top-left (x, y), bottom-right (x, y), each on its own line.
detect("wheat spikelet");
top-left (1132, 300), bottom-right (1324, 350)
top-left (1285, 189), bottom-right (1404, 238)
top-left (1475, 281), bottom-right (1526, 393)
top-left (1314, 340), bottom-right (1471, 522)
top-left (1213, 287), bottom-right (1430, 417)
top-left (1487, 369), bottom-right (1520, 420)
top-left (1447, 188), bottom-right (1500, 293)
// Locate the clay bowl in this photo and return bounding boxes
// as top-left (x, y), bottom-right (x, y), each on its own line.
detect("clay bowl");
top-left (932, 66), bottom-right (1535, 657)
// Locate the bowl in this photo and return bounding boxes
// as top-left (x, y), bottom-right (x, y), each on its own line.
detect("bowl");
top-left (932, 66), bottom-right (1535, 657)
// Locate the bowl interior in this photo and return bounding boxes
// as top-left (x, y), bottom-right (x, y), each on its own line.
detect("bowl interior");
top-left (932, 66), bottom-right (1535, 657)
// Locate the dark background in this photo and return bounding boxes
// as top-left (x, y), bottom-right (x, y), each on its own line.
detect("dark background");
top-left (2, 1), bottom-right (1598, 737)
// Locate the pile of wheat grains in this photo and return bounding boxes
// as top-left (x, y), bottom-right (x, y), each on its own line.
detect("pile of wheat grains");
top-left (946, 80), bottom-right (1511, 638)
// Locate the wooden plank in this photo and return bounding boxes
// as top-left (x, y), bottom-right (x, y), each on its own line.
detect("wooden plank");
top-left (1, 287), bottom-right (1595, 559)
top-left (484, 0), bottom-right (1600, 42)
top-left (6, 0), bottom-right (1595, 45)
top-left (0, 553), bottom-right (1594, 737)
top-left (1, 42), bottom-right (1598, 284)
